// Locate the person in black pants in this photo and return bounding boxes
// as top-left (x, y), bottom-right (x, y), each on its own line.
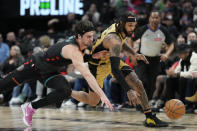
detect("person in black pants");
top-left (185, 40), bottom-right (197, 102)
top-left (134, 10), bottom-right (174, 99)
top-left (0, 20), bottom-right (113, 127)
top-left (166, 44), bottom-right (197, 103)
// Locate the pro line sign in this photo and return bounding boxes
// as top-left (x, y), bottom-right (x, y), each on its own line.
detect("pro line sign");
top-left (20, 0), bottom-right (84, 16)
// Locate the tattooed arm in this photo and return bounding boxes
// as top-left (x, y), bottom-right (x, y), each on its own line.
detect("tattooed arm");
top-left (122, 42), bottom-right (136, 55)
top-left (103, 33), bottom-right (141, 106)
top-left (122, 42), bottom-right (149, 64)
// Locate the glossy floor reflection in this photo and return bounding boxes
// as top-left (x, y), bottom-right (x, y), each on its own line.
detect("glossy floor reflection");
top-left (0, 106), bottom-right (197, 131)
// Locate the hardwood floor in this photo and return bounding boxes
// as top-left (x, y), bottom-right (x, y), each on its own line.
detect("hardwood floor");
top-left (0, 106), bottom-right (196, 131)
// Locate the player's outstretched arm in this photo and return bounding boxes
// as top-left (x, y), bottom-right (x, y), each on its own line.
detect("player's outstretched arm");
top-left (62, 45), bottom-right (114, 111)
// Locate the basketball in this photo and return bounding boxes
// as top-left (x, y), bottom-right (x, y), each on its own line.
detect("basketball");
top-left (164, 99), bottom-right (185, 120)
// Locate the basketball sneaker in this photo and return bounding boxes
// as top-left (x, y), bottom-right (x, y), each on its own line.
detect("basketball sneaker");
top-left (144, 114), bottom-right (168, 127)
top-left (21, 103), bottom-right (36, 126)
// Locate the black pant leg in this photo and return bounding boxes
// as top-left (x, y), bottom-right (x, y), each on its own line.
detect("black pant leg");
top-left (165, 77), bottom-right (179, 100)
top-left (32, 74), bottom-right (72, 109)
top-left (178, 77), bottom-right (188, 102)
top-left (0, 58), bottom-right (39, 93)
top-left (147, 59), bottom-right (161, 99)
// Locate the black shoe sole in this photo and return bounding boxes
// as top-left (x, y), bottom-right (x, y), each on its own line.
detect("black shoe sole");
top-left (144, 121), bottom-right (169, 127)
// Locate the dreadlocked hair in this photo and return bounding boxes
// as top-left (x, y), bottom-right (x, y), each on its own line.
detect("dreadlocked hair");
top-left (115, 12), bottom-right (136, 35)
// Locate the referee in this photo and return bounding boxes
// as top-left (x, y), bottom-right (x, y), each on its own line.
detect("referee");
top-left (133, 10), bottom-right (174, 99)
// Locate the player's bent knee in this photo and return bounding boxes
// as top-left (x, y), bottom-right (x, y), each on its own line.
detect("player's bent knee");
top-left (89, 99), bottom-right (100, 107)
top-left (88, 95), bottom-right (100, 107)
top-left (58, 86), bottom-right (72, 100)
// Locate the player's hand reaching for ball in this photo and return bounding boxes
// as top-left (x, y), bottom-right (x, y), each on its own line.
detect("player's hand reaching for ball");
top-left (100, 95), bottom-right (114, 111)
top-left (135, 54), bottom-right (149, 64)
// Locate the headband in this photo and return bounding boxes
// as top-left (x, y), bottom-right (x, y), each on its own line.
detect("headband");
top-left (125, 17), bottom-right (136, 22)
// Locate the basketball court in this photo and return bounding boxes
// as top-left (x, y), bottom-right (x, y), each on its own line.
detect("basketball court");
top-left (0, 106), bottom-right (197, 131)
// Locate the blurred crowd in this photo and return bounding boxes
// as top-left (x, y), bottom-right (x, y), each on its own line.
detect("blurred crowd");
top-left (0, 0), bottom-right (197, 113)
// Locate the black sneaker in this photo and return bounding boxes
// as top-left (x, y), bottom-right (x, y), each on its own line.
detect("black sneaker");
top-left (144, 114), bottom-right (168, 127)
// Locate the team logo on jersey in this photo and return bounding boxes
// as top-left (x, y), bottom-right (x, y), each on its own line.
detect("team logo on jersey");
top-left (154, 38), bottom-right (162, 41)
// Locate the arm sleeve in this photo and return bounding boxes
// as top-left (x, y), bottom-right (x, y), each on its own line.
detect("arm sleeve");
top-left (110, 56), bottom-right (131, 92)
top-left (83, 54), bottom-right (91, 62)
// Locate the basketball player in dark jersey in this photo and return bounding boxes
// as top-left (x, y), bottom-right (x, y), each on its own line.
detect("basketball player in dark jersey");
top-left (71, 13), bottom-right (169, 127)
top-left (0, 20), bottom-right (113, 126)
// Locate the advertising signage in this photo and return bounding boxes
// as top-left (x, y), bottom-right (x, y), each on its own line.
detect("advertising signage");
top-left (0, 0), bottom-right (84, 17)
top-left (20, 0), bottom-right (84, 16)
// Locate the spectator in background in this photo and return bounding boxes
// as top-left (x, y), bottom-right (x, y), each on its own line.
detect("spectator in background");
top-left (185, 25), bottom-right (194, 35)
top-left (179, 0), bottom-right (193, 29)
top-left (137, 9), bottom-right (148, 27)
top-left (17, 28), bottom-right (26, 48)
top-left (1, 45), bottom-right (24, 77)
top-left (63, 13), bottom-right (77, 37)
top-left (0, 45), bottom-right (24, 105)
top-left (193, 7), bottom-right (197, 23)
top-left (0, 33), bottom-right (9, 65)
top-left (165, 44), bottom-right (197, 103)
top-left (100, 2), bottom-right (115, 25)
top-left (187, 32), bottom-right (197, 45)
top-left (47, 18), bottom-right (59, 34)
top-left (185, 40), bottom-right (197, 102)
top-left (154, 0), bottom-right (167, 11)
top-left (164, 0), bottom-right (182, 28)
top-left (162, 11), bottom-right (178, 37)
top-left (6, 32), bottom-right (18, 48)
top-left (19, 29), bottom-right (39, 58)
top-left (177, 34), bottom-right (186, 45)
top-left (47, 18), bottom-right (60, 44)
top-left (39, 35), bottom-right (51, 50)
top-left (86, 3), bottom-right (100, 24)
top-left (17, 28), bottom-right (26, 41)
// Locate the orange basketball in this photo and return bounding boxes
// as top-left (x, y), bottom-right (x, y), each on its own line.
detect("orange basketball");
top-left (164, 99), bottom-right (185, 120)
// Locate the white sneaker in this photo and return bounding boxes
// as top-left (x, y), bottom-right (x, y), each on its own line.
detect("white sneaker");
top-left (149, 99), bottom-right (156, 108)
top-left (0, 94), bottom-right (3, 99)
top-left (62, 100), bottom-right (76, 107)
top-left (194, 109), bottom-right (197, 114)
top-left (0, 94), bottom-right (3, 103)
top-left (9, 97), bottom-right (23, 105)
top-left (154, 99), bottom-right (164, 109)
top-left (77, 102), bottom-right (86, 107)
top-left (32, 96), bottom-right (42, 102)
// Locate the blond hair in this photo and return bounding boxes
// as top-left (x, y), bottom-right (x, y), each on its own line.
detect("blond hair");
top-left (39, 35), bottom-right (51, 48)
